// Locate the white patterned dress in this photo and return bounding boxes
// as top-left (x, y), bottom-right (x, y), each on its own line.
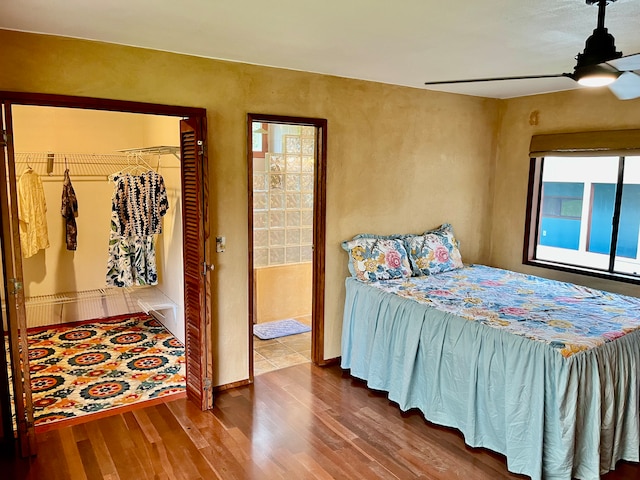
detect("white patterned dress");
top-left (106, 172), bottom-right (169, 287)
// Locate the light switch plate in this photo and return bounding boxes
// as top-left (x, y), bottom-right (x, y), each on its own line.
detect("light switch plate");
top-left (216, 236), bottom-right (226, 253)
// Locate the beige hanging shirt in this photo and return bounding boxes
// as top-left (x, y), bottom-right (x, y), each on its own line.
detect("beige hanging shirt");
top-left (18, 169), bottom-right (50, 258)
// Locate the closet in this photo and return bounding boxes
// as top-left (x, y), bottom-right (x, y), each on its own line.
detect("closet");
top-left (1, 94), bottom-right (211, 454)
top-left (11, 106), bottom-right (185, 341)
top-left (0, 105), bottom-right (187, 434)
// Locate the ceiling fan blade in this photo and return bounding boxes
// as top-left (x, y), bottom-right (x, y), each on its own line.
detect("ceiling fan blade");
top-left (607, 52), bottom-right (640, 72)
top-left (608, 71), bottom-right (640, 100)
top-left (424, 73), bottom-right (572, 86)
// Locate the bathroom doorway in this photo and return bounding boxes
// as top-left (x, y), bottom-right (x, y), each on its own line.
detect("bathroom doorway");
top-left (247, 114), bottom-right (327, 379)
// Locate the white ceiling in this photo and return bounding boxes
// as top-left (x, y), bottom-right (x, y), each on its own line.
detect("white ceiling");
top-left (2, 0), bottom-right (640, 99)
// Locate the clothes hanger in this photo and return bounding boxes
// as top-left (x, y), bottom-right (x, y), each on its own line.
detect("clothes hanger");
top-left (108, 153), bottom-right (155, 182)
top-left (133, 153), bottom-right (154, 174)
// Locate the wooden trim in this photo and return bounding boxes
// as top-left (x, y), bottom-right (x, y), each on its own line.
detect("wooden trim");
top-left (0, 91), bottom-right (204, 117)
top-left (214, 378), bottom-right (252, 392)
top-left (522, 157), bottom-right (543, 264)
top-left (247, 114), bottom-right (323, 126)
top-left (246, 116), bottom-right (255, 383)
top-left (317, 356), bottom-right (340, 367)
top-left (33, 391), bottom-right (187, 434)
top-left (0, 105), bottom-right (14, 447)
top-left (0, 102), bottom-right (37, 456)
top-left (312, 120), bottom-right (328, 365)
top-left (0, 326), bottom-right (11, 449)
top-left (246, 113), bottom-right (328, 377)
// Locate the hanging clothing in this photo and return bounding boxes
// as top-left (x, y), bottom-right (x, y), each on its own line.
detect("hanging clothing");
top-left (106, 172), bottom-right (168, 287)
top-left (106, 210), bottom-right (158, 287)
top-left (61, 169), bottom-right (78, 250)
top-left (112, 171), bottom-right (169, 236)
top-left (18, 169), bottom-right (50, 258)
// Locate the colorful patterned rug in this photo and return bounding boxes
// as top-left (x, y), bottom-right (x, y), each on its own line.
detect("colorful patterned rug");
top-left (25, 314), bottom-right (185, 427)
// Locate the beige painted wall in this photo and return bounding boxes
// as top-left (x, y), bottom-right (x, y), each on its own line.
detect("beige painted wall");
top-left (0, 30), bottom-right (500, 387)
top-left (490, 89), bottom-right (640, 297)
top-left (255, 263), bottom-right (312, 323)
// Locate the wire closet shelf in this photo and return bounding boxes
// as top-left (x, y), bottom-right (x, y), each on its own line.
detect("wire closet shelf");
top-left (14, 146), bottom-right (180, 180)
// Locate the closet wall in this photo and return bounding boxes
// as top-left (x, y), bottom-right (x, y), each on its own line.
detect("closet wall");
top-left (11, 106), bottom-right (185, 342)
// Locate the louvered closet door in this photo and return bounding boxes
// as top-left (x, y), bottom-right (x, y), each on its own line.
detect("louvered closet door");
top-left (180, 117), bottom-right (213, 410)
top-left (0, 102), bottom-right (37, 455)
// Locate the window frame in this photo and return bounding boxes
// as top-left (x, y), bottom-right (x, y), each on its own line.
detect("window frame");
top-left (523, 155), bottom-right (640, 285)
top-left (251, 122), bottom-right (268, 158)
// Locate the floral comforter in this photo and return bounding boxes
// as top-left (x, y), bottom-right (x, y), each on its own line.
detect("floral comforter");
top-left (370, 264), bottom-right (640, 357)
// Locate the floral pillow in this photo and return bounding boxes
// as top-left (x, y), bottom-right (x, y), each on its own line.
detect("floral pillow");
top-left (405, 223), bottom-right (463, 276)
top-left (341, 237), bottom-right (412, 282)
top-left (352, 232), bottom-right (410, 240)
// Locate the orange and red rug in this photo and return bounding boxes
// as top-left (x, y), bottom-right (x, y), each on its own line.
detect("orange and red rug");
top-left (24, 314), bottom-right (185, 428)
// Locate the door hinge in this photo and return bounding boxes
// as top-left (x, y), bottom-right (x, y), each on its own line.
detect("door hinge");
top-left (203, 377), bottom-right (212, 390)
top-left (10, 278), bottom-right (23, 295)
top-left (1, 129), bottom-right (9, 147)
top-left (197, 139), bottom-right (206, 156)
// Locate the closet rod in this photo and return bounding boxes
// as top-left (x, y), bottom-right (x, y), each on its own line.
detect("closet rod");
top-left (14, 151), bottom-right (176, 178)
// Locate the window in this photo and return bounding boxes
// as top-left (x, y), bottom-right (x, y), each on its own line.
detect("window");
top-left (252, 124), bottom-right (315, 267)
top-left (525, 130), bottom-right (640, 283)
top-left (252, 122), bottom-right (268, 158)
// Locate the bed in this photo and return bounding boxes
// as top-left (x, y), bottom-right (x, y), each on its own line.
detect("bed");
top-left (340, 227), bottom-right (640, 480)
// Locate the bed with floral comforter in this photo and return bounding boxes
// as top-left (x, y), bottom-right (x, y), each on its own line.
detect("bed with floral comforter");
top-left (341, 264), bottom-right (640, 480)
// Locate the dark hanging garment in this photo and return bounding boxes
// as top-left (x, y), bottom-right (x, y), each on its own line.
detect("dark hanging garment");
top-left (61, 168), bottom-right (78, 250)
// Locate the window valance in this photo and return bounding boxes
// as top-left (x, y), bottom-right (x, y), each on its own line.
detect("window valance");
top-left (529, 129), bottom-right (640, 157)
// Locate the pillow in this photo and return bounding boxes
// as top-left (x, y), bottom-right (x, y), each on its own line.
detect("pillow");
top-left (352, 232), bottom-right (410, 240)
top-left (405, 223), bottom-right (463, 276)
top-left (341, 237), bottom-right (412, 282)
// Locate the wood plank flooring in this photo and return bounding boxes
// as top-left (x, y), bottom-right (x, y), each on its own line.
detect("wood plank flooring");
top-left (2, 363), bottom-right (639, 479)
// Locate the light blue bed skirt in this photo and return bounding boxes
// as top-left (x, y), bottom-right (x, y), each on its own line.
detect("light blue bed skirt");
top-left (341, 277), bottom-right (640, 480)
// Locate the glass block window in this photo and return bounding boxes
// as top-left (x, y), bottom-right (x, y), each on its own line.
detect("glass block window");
top-left (253, 124), bottom-right (315, 267)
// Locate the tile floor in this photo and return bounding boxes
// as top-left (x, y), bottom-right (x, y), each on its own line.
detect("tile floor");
top-left (253, 315), bottom-right (311, 376)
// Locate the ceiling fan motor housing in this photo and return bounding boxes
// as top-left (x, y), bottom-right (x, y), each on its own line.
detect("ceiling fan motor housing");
top-left (575, 27), bottom-right (621, 70)
top-left (574, 0), bottom-right (622, 78)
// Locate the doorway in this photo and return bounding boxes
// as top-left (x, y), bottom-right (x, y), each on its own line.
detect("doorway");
top-left (1, 92), bottom-right (212, 455)
top-left (10, 106), bottom-right (186, 429)
top-left (247, 114), bottom-right (327, 379)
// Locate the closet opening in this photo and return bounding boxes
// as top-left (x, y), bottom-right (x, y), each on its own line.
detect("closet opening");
top-left (247, 114), bottom-right (327, 379)
top-left (1, 93), bottom-right (211, 455)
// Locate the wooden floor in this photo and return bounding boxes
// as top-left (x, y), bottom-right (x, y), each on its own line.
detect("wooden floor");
top-left (2, 363), bottom-right (639, 479)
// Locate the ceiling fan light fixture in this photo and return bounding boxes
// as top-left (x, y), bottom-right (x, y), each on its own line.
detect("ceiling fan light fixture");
top-left (574, 64), bottom-right (621, 87)
top-left (577, 74), bottom-right (617, 87)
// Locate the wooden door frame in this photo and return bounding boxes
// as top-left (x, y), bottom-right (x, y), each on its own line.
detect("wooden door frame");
top-left (0, 91), bottom-right (212, 415)
top-left (247, 113), bottom-right (328, 379)
top-left (0, 101), bottom-right (37, 455)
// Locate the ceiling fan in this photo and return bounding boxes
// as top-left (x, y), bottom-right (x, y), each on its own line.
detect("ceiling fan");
top-left (424, 0), bottom-right (640, 100)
